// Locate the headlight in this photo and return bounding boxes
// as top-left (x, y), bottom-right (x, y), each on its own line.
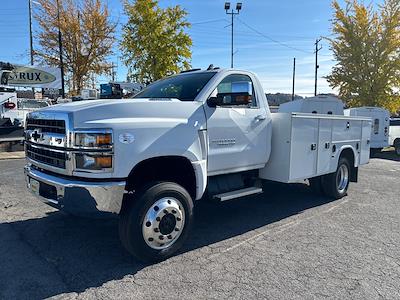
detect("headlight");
top-left (75, 131), bottom-right (112, 148)
top-left (75, 153), bottom-right (112, 170)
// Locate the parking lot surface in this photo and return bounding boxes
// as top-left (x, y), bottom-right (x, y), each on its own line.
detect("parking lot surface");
top-left (1, 153), bottom-right (400, 299)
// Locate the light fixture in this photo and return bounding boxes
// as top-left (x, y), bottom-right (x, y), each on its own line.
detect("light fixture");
top-left (224, 2), bottom-right (230, 10)
top-left (236, 2), bottom-right (242, 11)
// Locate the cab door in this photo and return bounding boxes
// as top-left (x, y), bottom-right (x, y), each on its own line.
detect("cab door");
top-left (204, 74), bottom-right (269, 175)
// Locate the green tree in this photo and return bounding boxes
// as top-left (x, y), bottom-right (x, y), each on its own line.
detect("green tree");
top-left (326, 0), bottom-right (400, 113)
top-left (121, 0), bottom-right (192, 84)
top-left (34, 0), bottom-right (115, 95)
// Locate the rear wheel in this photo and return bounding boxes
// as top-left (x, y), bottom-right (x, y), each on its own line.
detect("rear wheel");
top-left (395, 141), bottom-right (400, 156)
top-left (119, 182), bottom-right (194, 263)
top-left (322, 157), bottom-right (350, 199)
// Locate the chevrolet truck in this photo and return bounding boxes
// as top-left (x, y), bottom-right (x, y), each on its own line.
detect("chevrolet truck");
top-left (24, 68), bottom-right (372, 262)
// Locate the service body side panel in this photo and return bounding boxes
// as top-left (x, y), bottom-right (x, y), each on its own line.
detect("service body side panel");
top-left (317, 119), bottom-right (333, 174)
top-left (360, 120), bottom-right (372, 164)
top-left (260, 113), bottom-right (370, 183)
top-left (289, 117), bottom-right (318, 179)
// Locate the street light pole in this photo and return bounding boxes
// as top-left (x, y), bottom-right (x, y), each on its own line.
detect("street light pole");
top-left (56, 0), bottom-right (65, 98)
top-left (28, 0), bottom-right (34, 65)
top-left (29, 0), bottom-right (35, 95)
top-left (225, 2), bottom-right (242, 68)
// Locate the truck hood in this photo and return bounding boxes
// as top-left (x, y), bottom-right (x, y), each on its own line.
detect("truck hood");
top-left (38, 98), bottom-right (205, 129)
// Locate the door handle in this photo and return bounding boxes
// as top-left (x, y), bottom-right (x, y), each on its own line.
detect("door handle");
top-left (255, 114), bottom-right (266, 121)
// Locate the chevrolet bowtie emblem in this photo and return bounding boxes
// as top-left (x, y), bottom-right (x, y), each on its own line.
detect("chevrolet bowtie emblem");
top-left (31, 130), bottom-right (41, 141)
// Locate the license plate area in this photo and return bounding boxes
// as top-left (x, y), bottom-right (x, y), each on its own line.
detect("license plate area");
top-left (29, 178), bottom-right (40, 195)
top-left (28, 177), bottom-right (58, 202)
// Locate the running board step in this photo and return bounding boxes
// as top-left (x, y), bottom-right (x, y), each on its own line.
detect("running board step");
top-left (214, 187), bottom-right (263, 201)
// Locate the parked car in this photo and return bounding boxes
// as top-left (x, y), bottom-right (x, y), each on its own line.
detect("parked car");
top-left (3, 98), bottom-right (51, 127)
top-left (24, 68), bottom-right (372, 262)
top-left (389, 118), bottom-right (400, 156)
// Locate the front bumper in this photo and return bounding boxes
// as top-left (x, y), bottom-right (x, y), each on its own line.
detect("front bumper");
top-left (24, 165), bottom-right (126, 215)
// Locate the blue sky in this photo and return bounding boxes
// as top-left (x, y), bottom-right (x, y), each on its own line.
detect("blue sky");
top-left (0, 0), bottom-right (369, 96)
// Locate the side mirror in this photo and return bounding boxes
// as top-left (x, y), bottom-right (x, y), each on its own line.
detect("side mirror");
top-left (215, 92), bottom-right (252, 106)
top-left (207, 81), bottom-right (253, 108)
top-left (207, 96), bottom-right (218, 108)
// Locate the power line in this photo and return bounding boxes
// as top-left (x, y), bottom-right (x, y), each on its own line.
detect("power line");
top-left (191, 18), bottom-right (229, 25)
top-left (236, 17), bottom-right (313, 54)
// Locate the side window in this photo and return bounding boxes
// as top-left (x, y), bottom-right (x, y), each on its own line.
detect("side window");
top-left (373, 119), bottom-right (380, 134)
top-left (212, 74), bottom-right (257, 107)
top-left (390, 119), bottom-right (400, 126)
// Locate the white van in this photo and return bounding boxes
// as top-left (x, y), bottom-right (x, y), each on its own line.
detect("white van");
top-left (278, 95), bottom-right (344, 115)
top-left (389, 118), bottom-right (400, 156)
top-left (344, 107), bottom-right (390, 152)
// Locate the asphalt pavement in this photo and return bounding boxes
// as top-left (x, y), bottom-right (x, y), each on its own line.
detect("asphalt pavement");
top-left (1, 152), bottom-right (400, 299)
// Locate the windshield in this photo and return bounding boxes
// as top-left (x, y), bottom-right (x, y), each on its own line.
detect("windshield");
top-left (133, 72), bottom-right (216, 101)
top-left (18, 100), bottom-right (50, 109)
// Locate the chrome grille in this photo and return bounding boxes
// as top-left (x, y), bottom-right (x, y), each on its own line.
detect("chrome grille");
top-left (26, 118), bottom-right (66, 134)
top-left (26, 144), bottom-right (67, 169)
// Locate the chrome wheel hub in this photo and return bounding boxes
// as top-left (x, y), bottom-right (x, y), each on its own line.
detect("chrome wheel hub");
top-left (336, 164), bottom-right (349, 193)
top-left (142, 197), bottom-right (185, 250)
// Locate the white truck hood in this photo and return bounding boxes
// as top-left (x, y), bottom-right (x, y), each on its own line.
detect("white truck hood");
top-left (39, 98), bottom-right (205, 129)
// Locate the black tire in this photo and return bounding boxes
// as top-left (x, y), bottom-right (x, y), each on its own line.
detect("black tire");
top-left (322, 157), bottom-right (350, 199)
top-left (395, 141), bottom-right (400, 156)
top-left (309, 176), bottom-right (323, 195)
top-left (119, 182), bottom-right (194, 263)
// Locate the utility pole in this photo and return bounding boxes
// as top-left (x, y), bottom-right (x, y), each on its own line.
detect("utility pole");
top-left (56, 0), bottom-right (65, 98)
top-left (292, 57), bottom-right (296, 101)
top-left (314, 38), bottom-right (322, 96)
top-left (111, 62), bottom-right (117, 82)
top-left (224, 2), bottom-right (242, 68)
top-left (28, 0), bottom-right (34, 65)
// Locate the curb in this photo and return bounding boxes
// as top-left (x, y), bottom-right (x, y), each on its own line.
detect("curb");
top-left (0, 151), bottom-right (25, 160)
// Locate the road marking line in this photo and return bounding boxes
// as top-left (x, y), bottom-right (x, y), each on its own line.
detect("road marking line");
top-left (209, 197), bottom-right (351, 258)
top-left (222, 220), bottom-right (299, 253)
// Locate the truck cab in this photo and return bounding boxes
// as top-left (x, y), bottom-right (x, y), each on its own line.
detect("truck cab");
top-left (24, 68), bottom-right (371, 262)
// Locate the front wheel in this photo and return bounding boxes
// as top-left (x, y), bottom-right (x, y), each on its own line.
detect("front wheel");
top-left (119, 182), bottom-right (194, 263)
top-left (322, 157), bottom-right (350, 199)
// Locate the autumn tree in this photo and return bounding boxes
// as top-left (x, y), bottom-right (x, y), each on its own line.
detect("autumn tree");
top-left (34, 0), bottom-right (115, 95)
top-left (121, 0), bottom-right (192, 84)
top-left (327, 0), bottom-right (400, 113)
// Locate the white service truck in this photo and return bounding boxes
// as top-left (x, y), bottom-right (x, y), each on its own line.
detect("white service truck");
top-left (24, 68), bottom-right (372, 262)
top-left (344, 107), bottom-right (390, 153)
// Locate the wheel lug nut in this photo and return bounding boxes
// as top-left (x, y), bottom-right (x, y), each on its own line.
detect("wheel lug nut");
top-left (172, 209), bottom-right (177, 214)
top-left (159, 235), bottom-right (164, 240)
top-left (176, 217), bottom-right (181, 221)
top-left (145, 221), bottom-right (151, 227)
top-left (167, 235), bottom-right (172, 239)
top-left (163, 209), bottom-right (168, 214)
top-left (154, 206), bottom-right (159, 211)
top-left (156, 217), bottom-right (161, 221)
top-left (148, 238), bottom-right (154, 242)
top-left (175, 227), bottom-right (179, 231)
top-left (154, 228), bottom-right (159, 232)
